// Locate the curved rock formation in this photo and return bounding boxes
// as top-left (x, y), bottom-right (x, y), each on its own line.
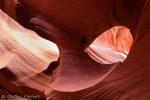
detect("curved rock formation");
top-left (86, 26), bottom-right (133, 64)
top-left (0, 0), bottom-right (150, 100)
top-left (0, 9), bottom-right (59, 99)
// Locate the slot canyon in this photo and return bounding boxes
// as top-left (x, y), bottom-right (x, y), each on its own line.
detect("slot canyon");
top-left (0, 0), bottom-right (150, 100)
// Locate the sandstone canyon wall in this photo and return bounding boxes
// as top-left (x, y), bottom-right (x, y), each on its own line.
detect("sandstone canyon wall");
top-left (0, 0), bottom-right (150, 100)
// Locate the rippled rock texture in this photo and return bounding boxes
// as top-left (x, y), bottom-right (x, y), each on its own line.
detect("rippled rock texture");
top-left (0, 0), bottom-right (150, 100)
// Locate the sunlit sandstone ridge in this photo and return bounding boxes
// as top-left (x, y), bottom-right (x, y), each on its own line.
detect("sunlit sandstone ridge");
top-left (0, 9), bottom-right (59, 99)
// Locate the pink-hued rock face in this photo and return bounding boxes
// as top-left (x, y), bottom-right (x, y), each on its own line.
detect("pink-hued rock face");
top-left (86, 26), bottom-right (133, 64)
top-left (91, 26), bottom-right (133, 53)
top-left (0, 9), bottom-right (59, 99)
top-left (1, 0), bottom-right (150, 100)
